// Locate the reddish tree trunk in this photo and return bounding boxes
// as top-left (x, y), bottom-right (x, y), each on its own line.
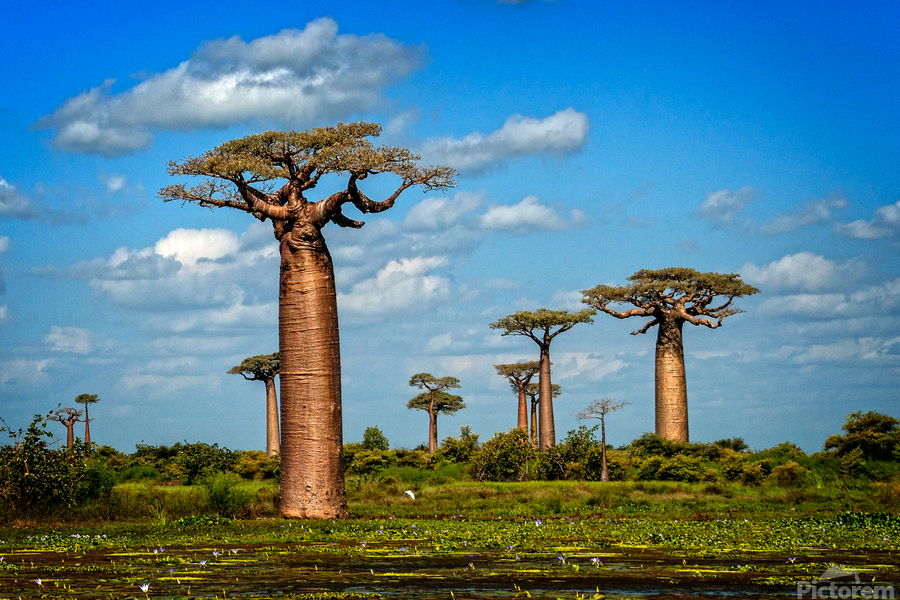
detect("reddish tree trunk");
top-left (264, 377), bottom-right (280, 458)
top-left (655, 317), bottom-right (689, 442)
top-left (278, 235), bottom-right (348, 519)
top-left (428, 407), bottom-right (438, 455)
top-left (65, 422), bottom-right (75, 448)
top-left (516, 386), bottom-right (528, 431)
top-left (530, 399), bottom-right (539, 448)
top-left (538, 343), bottom-right (555, 449)
top-left (600, 414), bottom-right (609, 482)
top-left (83, 406), bottom-right (91, 447)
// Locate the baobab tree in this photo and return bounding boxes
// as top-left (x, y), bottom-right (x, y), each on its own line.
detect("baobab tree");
top-left (576, 398), bottom-right (631, 482)
top-left (49, 407), bottom-right (83, 448)
top-left (494, 361), bottom-right (540, 432)
top-left (408, 373), bottom-right (464, 454)
top-left (162, 123), bottom-right (455, 518)
top-left (582, 268), bottom-right (758, 442)
top-left (524, 382), bottom-right (560, 448)
top-left (228, 353), bottom-right (281, 458)
top-left (490, 309), bottom-right (594, 449)
top-left (74, 393), bottom-right (99, 446)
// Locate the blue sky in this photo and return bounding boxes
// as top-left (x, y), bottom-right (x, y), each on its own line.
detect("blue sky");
top-left (1, 0), bottom-right (898, 454)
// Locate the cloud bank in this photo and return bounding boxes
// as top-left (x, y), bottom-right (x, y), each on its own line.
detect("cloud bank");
top-left (36, 18), bottom-right (425, 156)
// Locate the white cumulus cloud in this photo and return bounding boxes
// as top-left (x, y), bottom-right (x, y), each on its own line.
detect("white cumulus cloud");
top-left (741, 252), bottom-right (862, 292)
top-left (36, 18), bottom-right (425, 156)
top-left (46, 326), bottom-right (98, 354)
top-left (760, 194), bottom-right (846, 234)
top-left (696, 186), bottom-right (757, 225)
top-left (421, 108), bottom-right (589, 175)
top-left (338, 256), bottom-right (450, 315)
top-left (478, 195), bottom-right (588, 232)
top-left (837, 200), bottom-right (900, 239)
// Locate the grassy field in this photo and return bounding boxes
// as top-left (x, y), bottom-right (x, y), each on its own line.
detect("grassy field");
top-left (1, 479), bottom-right (897, 599)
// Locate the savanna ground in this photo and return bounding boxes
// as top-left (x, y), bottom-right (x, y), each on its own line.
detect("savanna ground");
top-left (2, 478), bottom-right (898, 600)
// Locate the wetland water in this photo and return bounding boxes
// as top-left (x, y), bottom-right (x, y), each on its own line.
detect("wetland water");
top-left (1, 517), bottom-right (897, 599)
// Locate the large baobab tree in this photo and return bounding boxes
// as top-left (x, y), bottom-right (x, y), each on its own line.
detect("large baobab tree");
top-left (576, 398), bottom-right (631, 482)
top-left (162, 123), bottom-right (455, 518)
top-left (408, 373), bottom-right (464, 454)
top-left (228, 353), bottom-right (281, 458)
top-left (524, 382), bottom-right (560, 448)
top-left (582, 268), bottom-right (758, 442)
top-left (74, 393), bottom-right (99, 446)
top-left (490, 309), bottom-right (594, 449)
top-left (494, 361), bottom-right (540, 432)
top-left (49, 407), bottom-right (84, 448)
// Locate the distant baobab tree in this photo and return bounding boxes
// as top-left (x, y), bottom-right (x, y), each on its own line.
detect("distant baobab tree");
top-left (228, 353), bottom-right (281, 458)
top-left (582, 268), bottom-right (758, 442)
top-left (162, 123), bottom-right (455, 518)
top-left (494, 361), bottom-right (540, 432)
top-left (490, 309), bottom-right (593, 449)
top-left (524, 382), bottom-right (560, 448)
top-left (49, 407), bottom-right (84, 448)
top-left (408, 373), bottom-right (464, 454)
top-left (576, 397), bottom-right (631, 482)
top-left (74, 393), bottom-right (99, 446)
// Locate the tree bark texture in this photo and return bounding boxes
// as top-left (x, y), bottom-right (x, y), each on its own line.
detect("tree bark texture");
top-left (264, 377), bottom-right (280, 458)
top-left (600, 415), bottom-right (609, 482)
top-left (655, 317), bottom-right (689, 442)
top-left (517, 387), bottom-right (528, 431)
top-left (278, 235), bottom-right (348, 519)
top-left (83, 406), bottom-right (91, 447)
top-left (538, 344), bottom-right (555, 449)
top-left (530, 399), bottom-right (539, 448)
top-left (428, 406), bottom-right (438, 455)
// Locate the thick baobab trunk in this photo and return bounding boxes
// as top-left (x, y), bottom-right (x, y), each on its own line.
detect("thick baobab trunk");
top-left (530, 398), bottom-right (539, 448)
top-left (278, 235), bottom-right (348, 519)
top-left (65, 423), bottom-right (75, 448)
top-left (264, 378), bottom-right (280, 458)
top-left (654, 318), bottom-right (689, 442)
top-left (428, 408), bottom-right (438, 455)
top-left (517, 386), bottom-right (528, 431)
top-left (83, 406), bottom-right (91, 446)
top-left (538, 345), bottom-right (555, 449)
top-left (600, 415), bottom-right (609, 482)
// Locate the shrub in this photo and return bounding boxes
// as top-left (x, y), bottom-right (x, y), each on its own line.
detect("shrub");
top-left (120, 465), bottom-right (163, 481)
top-left (362, 426), bottom-right (390, 451)
top-left (769, 461), bottom-right (811, 487)
top-left (469, 429), bottom-right (538, 482)
top-left (202, 471), bottom-right (252, 517)
top-left (177, 442), bottom-right (238, 484)
top-left (636, 454), bottom-right (716, 483)
top-left (434, 426), bottom-right (480, 464)
top-left (739, 460), bottom-right (773, 486)
top-left (396, 449), bottom-right (431, 469)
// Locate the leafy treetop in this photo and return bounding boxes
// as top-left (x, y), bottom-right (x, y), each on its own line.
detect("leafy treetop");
top-left (161, 123), bottom-right (456, 233)
top-left (228, 353), bottom-right (281, 381)
top-left (74, 394), bottom-right (99, 406)
top-left (407, 391), bottom-right (466, 415)
top-left (582, 267), bottom-right (759, 335)
top-left (489, 308), bottom-right (594, 345)
top-left (494, 361), bottom-right (540, 393)
top-left (409, 373), bottom-right (461, 394)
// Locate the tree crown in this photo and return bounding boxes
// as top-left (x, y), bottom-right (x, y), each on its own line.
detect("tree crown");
top-left (161, 123), bottom-right (456, 234)
top-left (409, 372), bottom-right (461, 393)
top-left (74, 393), bottom-right (99, 406)
top-left (228, 353), bottom-right (281, 380)
top-left (489, 308), bottom-right (594, 345)
top-left (407, 391), bottom-right (466, 415)
top-left (582, 267), bottom-right (759, 333)
top-left (524, 383), bottom-right (561, 401)
top-left (576, 398), bottom-right (631, 420)
top-left (494, 361), bottom-right (540, 392)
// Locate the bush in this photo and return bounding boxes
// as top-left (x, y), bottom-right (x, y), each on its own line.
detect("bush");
top-left (396, 449), bottom-right (431, 469)
top-left (468, 429), bottom-right (538, 482)
top-left (120, 465), bottom-right (163, 481)
top-left (362, 426), bottom-right (390, 451)
top-left (769, 461), bottom-right (811, 487)
top-left (177, 442), bottom-right (238, 484)
top-left (234, 450), bottom-right (280, 480)
top-left (202, 471), bottom-right (252, 517)
top-left (739, 460), bottom-right (773, 486)
top-left (636, 454), bottom-right (716, 483)
top-left (434, 426), bottom-right (480, 464)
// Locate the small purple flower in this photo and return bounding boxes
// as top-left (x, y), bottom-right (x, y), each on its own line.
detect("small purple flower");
top-left (230, 549), bottom-right (238, 555)
top-left (398, 547), bottom-right (407, 552)
top-left (590, 557), bottom-right (602, 567)
top-left (506, 545), bottom-right (515, 551)
top-left (200, 560), bottom-right (207, 567)
top-left (557, 554), bottom-right (567, 564)
top-left (35, 578), bottom-right (42, 586)
top-left (515, 554), bottom-right (521, 560)
top-left (168, 569), bottom-right (174, 574)
top-left (787, 557), bottom-right (797, 564)
top-left (212, 551), bottom-right (220, 557)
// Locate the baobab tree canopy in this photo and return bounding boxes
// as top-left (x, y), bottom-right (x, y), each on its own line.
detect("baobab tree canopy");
top-left (582, 268), bottom-right (758, 443)
top-left (581, 268), bottom-right (759, 334)
top-left (228, 353), bottom-right (281, 381)
top-left (408, 373), bottom-right (463, 454)
top-left (162, 123), bottom-right (455, 519)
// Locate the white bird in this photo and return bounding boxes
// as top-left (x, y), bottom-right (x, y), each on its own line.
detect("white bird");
top-left (404, 490), bottom-right (415, 500)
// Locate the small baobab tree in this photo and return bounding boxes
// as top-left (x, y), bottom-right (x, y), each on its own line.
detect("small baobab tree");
top-left (228, 353), bottom-right (281, 458)
top-left (49, 407), bottom-right (84, 448)
top-left (524, 382), bottom-right (561, 448)
top-left (582, 268), bottom-right (758, 442)
top-left (576, 398), bottom-right (631, 482)
top-left (162, 123), bottom-right (455, 518)
top-left (407, 373), bottom-right (464, 454)
top-left (494, 361), bottom-right (540, 432)
top-left (74, 393), bottom-right (99, 446)
top-left (490, 309), bottom-right (593, 449)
